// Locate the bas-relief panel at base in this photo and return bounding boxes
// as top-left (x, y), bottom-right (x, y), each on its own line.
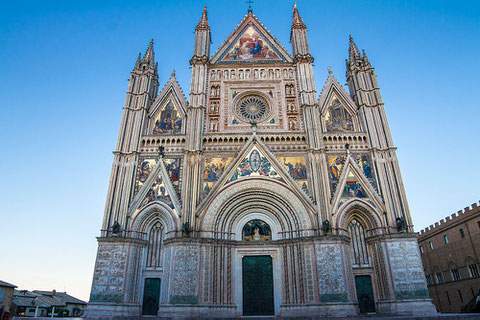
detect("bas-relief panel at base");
top-left (90, 244), bottom-right (127, 303)
top-left (386, 240), bottom-right (429, 300)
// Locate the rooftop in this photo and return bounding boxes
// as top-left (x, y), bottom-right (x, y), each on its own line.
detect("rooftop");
top-left (0, 280), bottom-right (17, 288)
top-left (418, 200), bottom-right (480, 239)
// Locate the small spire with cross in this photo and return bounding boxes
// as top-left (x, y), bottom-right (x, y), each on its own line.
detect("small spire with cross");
top-left (246, 0), bottom-right (253, 13)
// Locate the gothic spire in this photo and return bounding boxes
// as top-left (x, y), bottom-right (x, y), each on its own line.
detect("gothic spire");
top-left (348, 35), bottom-right (362, 64)
top-left (196, 6), bottom-right (210, 31)
top-left (292, 2), bottom-right (306, 29)
top-left (362, 49), bottom-right (371, 67)
top-left (133, 52), bottom-right (141, 70)
top-left (192, 6), bottom-right (211, 62)
top-left (141, 39), bottom-right (155, 67)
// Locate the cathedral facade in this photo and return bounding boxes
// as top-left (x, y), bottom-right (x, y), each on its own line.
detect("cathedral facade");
top-left (87, 5), bottom-right (436, 318)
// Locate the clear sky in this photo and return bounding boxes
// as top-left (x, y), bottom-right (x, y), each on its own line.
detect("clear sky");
top-left (1, 0), bottom-right (479, 302)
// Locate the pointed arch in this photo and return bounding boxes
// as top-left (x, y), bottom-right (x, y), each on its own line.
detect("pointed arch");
top-left (148, 76), bottom-right (187, 135)
top-left (330, 155), bottom-right (384, 213)
top-left (130, 202), bottom-right (178, 236)
top-left (335, 200), bottom-right (384, 236)
top-left (197, 178), bottom-right (315, 240)
top-left (318, 74), bottom-right (360, 133)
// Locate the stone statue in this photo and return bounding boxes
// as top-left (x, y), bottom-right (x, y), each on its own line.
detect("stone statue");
top-left (321, 219), bottom-right (330, 233)
top-left (396, 216), bottom-right (407, 233)
top-left (111, 221), bottom-right (121, 235)
top-left (182, 222), bottom-right (190, 237)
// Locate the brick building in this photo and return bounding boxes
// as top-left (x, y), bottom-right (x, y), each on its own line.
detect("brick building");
top-left (0, 280), bottom-right (17, 319)
top-left (418, 201), bottom-right (480, 313)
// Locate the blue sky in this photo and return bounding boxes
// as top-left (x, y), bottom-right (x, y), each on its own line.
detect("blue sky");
top-left (1, 0), bottom-right (479, 301)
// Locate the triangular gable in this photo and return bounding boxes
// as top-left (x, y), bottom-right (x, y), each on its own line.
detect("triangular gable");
top-left (150, 73), bottom-right (187, 116)
top-left (211, 14), bottom-right (293, 64)
top-left (318, 73), bottom-right (357, 114)
top-left (149, 82), bottom-right (187, 135)
top-left (148, 74), bottom-right (187, 135)
top-left (197, 134), bottom-right (315, 212)
top-left (318, 74), bottom-right (359, 132)
top-left (128, 156), bottom-right (181, 215)
top-left (330, 155), bottom-right (383, 212)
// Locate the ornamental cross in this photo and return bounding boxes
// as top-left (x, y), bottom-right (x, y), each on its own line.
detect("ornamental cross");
top-left (246, 0), bottom-right (253, 11)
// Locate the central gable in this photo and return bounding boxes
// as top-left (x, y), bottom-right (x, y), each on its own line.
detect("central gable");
top-left (211, 14), bottom-right (292, 64)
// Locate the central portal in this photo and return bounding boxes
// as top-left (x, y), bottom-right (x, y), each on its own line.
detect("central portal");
top-left (242, 255), bottom-right (274, 316)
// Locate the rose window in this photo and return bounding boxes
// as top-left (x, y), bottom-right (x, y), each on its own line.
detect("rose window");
top-left (235, 94), bottom-right (271, 123)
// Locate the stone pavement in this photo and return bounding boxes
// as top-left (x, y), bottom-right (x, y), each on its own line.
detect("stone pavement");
top-left (14, 315), bottom-right (480, 320)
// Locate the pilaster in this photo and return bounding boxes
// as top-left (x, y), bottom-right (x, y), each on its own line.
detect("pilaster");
top-left (182, 7), bottom-right (211, 229)
top-left (346, 37), bottom-right (411, 230)
top-left (102, 41), bottom-right (158, 233)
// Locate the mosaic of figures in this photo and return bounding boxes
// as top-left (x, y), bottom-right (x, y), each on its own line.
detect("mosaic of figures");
top-left (337, 172), bottom-right (371, 208)
top-left (221, 25), bottom-right (281, 62)
top-left (324, 98), bottom-right (354, 132)
top-left (280, 156), bottom-right (309, 194)
top-left (135, 157), bottom-right (182, 196)
top-left (231, 148), bottom-right (282, 181)
top-left (327, 153), bottom-right (377, 194)
top-left (164, 158), bottom-right (182, 196)
top-left (210, 67), bottom-right (295, 81)
top-left (243, 219), bottom-right (271, 241)
top-left (152, 100), bottom-right (182, 134)
top-left (203, 157), bottom-right (233, 196)
top-left (140, 174), bottom-right (174, 209)
top-left (135, 158), bottom-right (157, 194)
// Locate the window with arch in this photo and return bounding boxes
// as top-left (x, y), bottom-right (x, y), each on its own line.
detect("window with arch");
top-left (348, 218), bottom-right (369, 266)
top-left (450, 263), bottom-right (461, 281)
top-left (243, 219), bottom-right (271, 241)
top-left (467, 258), bottom-right (480, 278)
top-left (146, 222), bottom-right (164, 268)
top-left (434, 267), bottom-right (444, 284)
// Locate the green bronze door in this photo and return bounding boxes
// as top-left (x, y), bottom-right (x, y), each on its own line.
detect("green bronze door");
top-left (355, 275), bottom-right (375, 313)
top-left (142, 278), bottom-right (160, 315)
top-left (242, 255), bottom-right (274, 316)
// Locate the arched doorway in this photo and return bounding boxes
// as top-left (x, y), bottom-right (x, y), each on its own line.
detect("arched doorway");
top-left (199, 178), bottom-right (315, 317)
top-left (241, 220), bottom-right (274, 316)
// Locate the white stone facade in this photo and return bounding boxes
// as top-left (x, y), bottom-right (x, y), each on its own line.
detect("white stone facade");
top-left (86, 5), bottom-right (436, 318)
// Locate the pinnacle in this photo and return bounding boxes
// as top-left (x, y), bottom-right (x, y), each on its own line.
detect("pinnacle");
top-left (362, 49), bottom-right (371, 65)
top-left (196, 5), bottom-right (210, 31)
top-left (292, 2), bottom-right (306, 29)
top-left (348, 35), bottom-right (362, 63)
top-left (133, 52), bottom-right (141, 69)
top-left (141, 39), bottom-right (155, 66)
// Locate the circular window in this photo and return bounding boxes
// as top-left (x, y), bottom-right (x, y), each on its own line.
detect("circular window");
top-left (235, 94), bottom-right (271, 123)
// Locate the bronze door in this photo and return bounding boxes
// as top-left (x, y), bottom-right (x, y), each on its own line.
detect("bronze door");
top-left (355, 275), bottom-right (375, 313)
top-left (142, 278), bottom-right (160, 315)
top-left (242, 255), bottom-right (274, 316)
